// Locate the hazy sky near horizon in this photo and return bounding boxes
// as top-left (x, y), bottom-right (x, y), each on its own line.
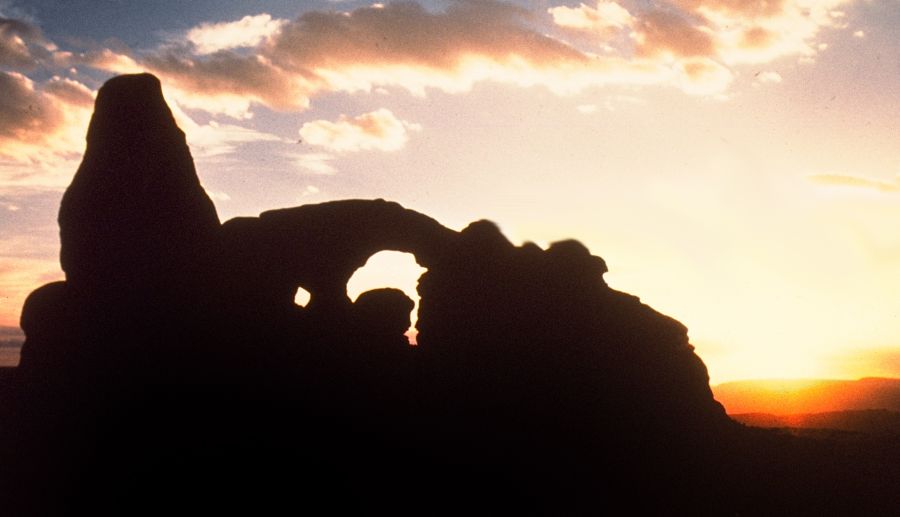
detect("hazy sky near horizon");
top-left (1, 0), bottom-right (899, 382)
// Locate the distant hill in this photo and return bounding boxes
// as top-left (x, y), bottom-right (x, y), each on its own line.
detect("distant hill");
top-left (0, 326), bottom-right (23, 367)
top-left (731, 409), bottom-right (900, 437)
top-left (0, 325), bottom-right (23, 340)
top-left (713, 378), bottom-right (900, 415)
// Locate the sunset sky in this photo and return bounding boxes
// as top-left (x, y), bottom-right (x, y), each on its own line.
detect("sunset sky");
top-left (1, 0), bottom-right (898, 383)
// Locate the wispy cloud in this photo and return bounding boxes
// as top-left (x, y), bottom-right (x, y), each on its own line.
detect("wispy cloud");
top-left (183, 120), bottom-right (286, 158)
top-left (293, 152), bottom-right (337, 175)
top-left (203, 189), bottom-right (231, 202)
top-left (809, 174), bottom-right (900, 193)
top-left (755, 71), bottom-right (782, 84)
top-left (299, 108), bottom-right (420, 152)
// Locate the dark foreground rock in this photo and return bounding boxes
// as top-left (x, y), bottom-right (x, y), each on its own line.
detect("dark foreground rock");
top-left (2, 74), bottom-right (898, 515)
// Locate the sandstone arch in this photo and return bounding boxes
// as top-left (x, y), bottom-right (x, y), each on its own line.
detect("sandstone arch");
top-left (219, 199), bottom-right (459, 312)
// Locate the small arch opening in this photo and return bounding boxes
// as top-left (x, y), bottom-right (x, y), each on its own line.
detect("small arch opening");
top-left (346, 251), bottom-right (427, 344)
top-left (293, 286), bottom-right (311, 308)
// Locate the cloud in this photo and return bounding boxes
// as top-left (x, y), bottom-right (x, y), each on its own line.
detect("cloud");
top-left (809, 174), bottom-right (900, 193)
top-left (140, 50), bottom-right (312, 115)
top-left (755, 70), bottom-right (782, 84)
top-left (0, 54), bottom-right (285, 190)
top-left (0, 0), bottom-right (863, 182)
top-left (0, 72), bottom-right (94, 184)
top-left (186, 14), bottom-right (287, 55)
top-left (181, 119), bottom-right (286, 158)
top-left (293, 152), bottom-right (337, 175)
top-left (673, 57), bottom-right (733, 95)
top-left (684, 0), bottom-right (853, 65)
top-left (203, 189), bottom-right (231, 202)
top-left (0, 17), bottom-right (50, 68)
top-left (11, 0), bottom-right (860, 124)
top-left (88, 0), bottom-right (754, 117)
top-left (634, 10), bottom-right (716, 59)
top-left (299, 108), bottom-right (420, 152)
top-left (548, 2), bottom-right (634, 32)
top-left (549, 0), bottom-right (854, 70)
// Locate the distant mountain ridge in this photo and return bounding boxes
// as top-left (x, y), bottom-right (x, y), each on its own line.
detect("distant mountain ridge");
top-left (731, 409), bottom-right (900, 436)
top-left (0, 325), bottom-right (24, 341)
top-left (0, 326), bottom-right (23, 367)
top-left (713, 377), bottom-right (900, 415)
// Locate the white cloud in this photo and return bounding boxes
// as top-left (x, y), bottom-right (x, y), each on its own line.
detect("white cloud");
top-left (548, 2), bottom-right (634, 32)
top-left (293, 152), bottom-right (337, 175)
top-left (203, 189), bottom-right (231, 202)
top-left (301, 185), bottom-right (320, 197)
top-left (299, 108), bottom-right (421, 152)
top-left (186, 14), bottom-right (287, 54)
top-left (186, 120), bottom-right (285, 158)
top-left (756, 71), bottom-right (782, 84)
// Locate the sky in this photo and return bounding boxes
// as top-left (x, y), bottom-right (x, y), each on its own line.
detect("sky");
top-left (0, 0), bottom-right (898, 383)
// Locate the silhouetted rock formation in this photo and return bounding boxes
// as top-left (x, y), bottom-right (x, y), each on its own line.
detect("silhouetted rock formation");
top-left (353, 288), bottom-right (414, 346)
top-left (4, 73), bottom-right (899, 515)
top-left (59, 73), bottom-right (219, 297)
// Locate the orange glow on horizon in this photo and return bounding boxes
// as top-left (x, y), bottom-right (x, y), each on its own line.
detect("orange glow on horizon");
top-left (711, 377), bottom-right (900, 415)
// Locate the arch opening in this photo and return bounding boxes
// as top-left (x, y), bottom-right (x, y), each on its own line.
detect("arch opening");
top-left (346, 251), bottom-right (427, 344)
top-left (293, 286), bottom-right (311, 308)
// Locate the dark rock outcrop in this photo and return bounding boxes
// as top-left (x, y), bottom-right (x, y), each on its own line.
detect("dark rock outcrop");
top-left (58, 73), bottom-right (219, 297)
top-left (352, 288), bottom-right (414, 346)
top-left (5, 73), bottom-right (899, 515)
